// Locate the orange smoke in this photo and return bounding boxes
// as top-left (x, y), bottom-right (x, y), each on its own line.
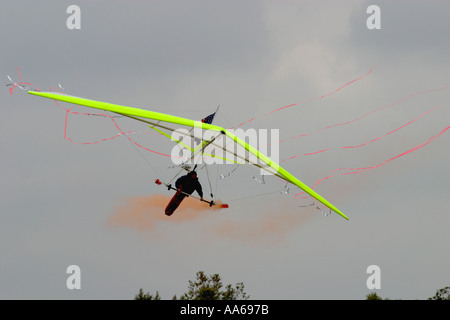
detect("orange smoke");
top-left (108, 194), bottom-right (224, 232)
top-left (210, 207), bottom-right (312, 246)
top-left (108, 194), bottom-right (313, 245)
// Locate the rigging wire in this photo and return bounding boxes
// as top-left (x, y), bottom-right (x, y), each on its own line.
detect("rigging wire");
top-left (226, 189), bottom-right (284, 203)
top-left (109, 110), bottom-right (161, 177)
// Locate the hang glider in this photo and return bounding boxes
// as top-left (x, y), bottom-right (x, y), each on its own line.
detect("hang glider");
top-left (27, 90), bottom-right (349, 220)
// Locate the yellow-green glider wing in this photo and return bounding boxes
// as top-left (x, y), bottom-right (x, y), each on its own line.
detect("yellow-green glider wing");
top-left (28, 90), bottom-right (348, 220)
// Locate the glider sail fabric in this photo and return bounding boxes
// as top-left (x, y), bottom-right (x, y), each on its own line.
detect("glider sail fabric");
top-left (28, 90), bottom-right (349, 220)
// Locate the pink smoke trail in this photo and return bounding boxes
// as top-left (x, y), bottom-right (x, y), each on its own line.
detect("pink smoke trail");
top-left (10, 69), bottom-right (174, 158)
top-left (281, 99), bottom-right (449, 163)
top-left (231, 67), bottom-right (374, 129)
top-left (294, 122), bottom-right (450, 198)
top-left (278, 84), bottom-right (450, 145)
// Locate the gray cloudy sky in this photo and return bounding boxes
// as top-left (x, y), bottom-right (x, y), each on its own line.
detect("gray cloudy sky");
top-left (1, 0), bottom-right (449, 300)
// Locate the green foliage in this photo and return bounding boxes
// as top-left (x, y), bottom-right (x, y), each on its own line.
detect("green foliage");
top-left (135, 270), bottom-right (249, 300)
top-left (365, 286), bottom-right (450, 300)
top-left (134, 288), bottom-right (161, 300)
top-left (136, 272), bottom-right (448, 301)
top-left (428, 286), bottom-right (450, 300)
top-left (180, 271), bottom-right (249, 300)
top-left (366, 292), bottom-right (383, 300)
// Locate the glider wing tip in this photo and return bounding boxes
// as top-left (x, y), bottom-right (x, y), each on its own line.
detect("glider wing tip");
top-left (341, 213), bottom-right (350, 220)
top-left (333, 208), bottom-right (349, 220)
